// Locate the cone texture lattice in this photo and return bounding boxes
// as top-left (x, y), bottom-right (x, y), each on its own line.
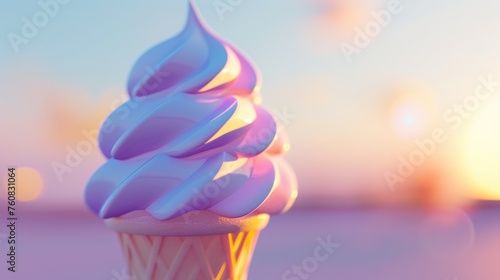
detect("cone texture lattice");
top-left (118, 230), bottom-right (260, 280)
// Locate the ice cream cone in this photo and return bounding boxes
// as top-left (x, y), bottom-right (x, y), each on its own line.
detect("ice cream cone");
top-left (85, 2), bottom-right (298, 279)
top-left (106, 211), bottom-right (269, 280)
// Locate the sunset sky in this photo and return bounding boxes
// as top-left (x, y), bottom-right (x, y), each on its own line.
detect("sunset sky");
top-left (2, 0), bottom-right (500, 208)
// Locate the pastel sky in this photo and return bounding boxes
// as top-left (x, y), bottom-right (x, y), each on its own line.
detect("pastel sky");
top-left (2, 0), bottom-right (500, 208)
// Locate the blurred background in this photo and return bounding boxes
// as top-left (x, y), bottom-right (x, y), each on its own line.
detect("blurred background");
top-left (1, 0), bottom-right (500, 279)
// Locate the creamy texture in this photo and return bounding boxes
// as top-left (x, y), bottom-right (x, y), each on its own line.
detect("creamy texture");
top-left (85, 4), bottom-right (297, 220)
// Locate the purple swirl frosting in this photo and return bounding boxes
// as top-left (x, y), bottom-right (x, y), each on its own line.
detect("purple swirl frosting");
top-left (85, 3), bottom-right (297, 220)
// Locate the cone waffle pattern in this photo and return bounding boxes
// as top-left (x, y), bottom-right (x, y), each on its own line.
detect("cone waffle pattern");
top-left (118, 230), bottom-right (260, 280)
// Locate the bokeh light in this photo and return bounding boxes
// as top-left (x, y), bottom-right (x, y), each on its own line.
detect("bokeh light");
top-left (387, 85), bottom-right (437, 139)
top-left (461, 95), bottom-right (500, 200)
top-left (5, 167), bottom-right (45, 202)
top-left (321, 0), bottom-right (381, 30)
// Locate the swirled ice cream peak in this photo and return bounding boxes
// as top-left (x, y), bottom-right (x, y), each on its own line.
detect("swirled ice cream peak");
top-left (85, 3), bottom-right (297, 220)
top-left (127, 4), bottom-right (259, 98)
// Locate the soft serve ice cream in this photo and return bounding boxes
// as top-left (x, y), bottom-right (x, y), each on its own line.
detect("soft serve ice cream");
top-left (85, 4), bottom-right (297, 222)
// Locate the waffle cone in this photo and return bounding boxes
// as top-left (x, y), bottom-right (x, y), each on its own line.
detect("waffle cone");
top-left (108, 211), bottom-right (269, 280)
top-left (118, 230), bottom-right (260, 280)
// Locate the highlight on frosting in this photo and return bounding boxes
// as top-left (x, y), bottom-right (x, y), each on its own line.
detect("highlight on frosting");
top-left (85, 3), bottom-right (298, 220)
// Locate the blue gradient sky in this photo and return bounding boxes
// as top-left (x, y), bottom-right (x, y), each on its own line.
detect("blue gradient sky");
top-left (2, 0), bottom-right (500, 207)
